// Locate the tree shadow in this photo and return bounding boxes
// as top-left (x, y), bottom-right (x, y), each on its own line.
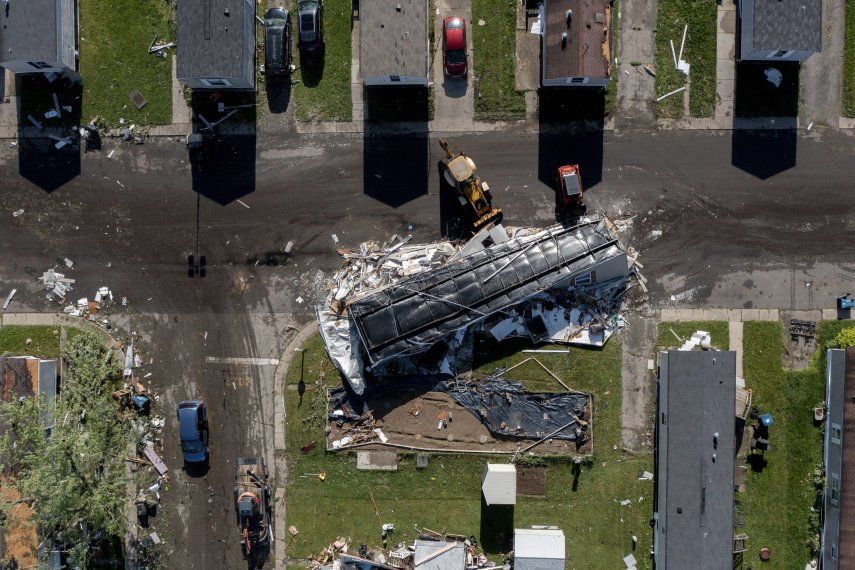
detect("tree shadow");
top-left (265, 76), bottom-right (292, 114)
top-left (746, 452), bottom-right (767, 473)
top-left (298, 45), bottom-right (326, 88)
top-left (731, 63), bottom-right (799, 179)
top-left (189, 91), bottom-right (257, 205)
top-left (16, 73), bottom-right (82, 193)
top-left (362, 87), bottom-right (429, 208)
top-left (537, 89), bottom-right (604, 222)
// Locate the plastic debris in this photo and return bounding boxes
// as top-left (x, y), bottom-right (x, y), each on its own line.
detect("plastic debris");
top-left (764, 67), bottom-right (783, 88)
top-left (3, 289), bottom-right (16, 310)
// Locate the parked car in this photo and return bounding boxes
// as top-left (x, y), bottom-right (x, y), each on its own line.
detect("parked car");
top-left (442, 16), bottom-right (467, 78)
top-left (264, 7), bottom-right (292, 75)
top-left (177, 400), bottom-right (208, 464)
top-left (297, 0), bottom-right (323, 52)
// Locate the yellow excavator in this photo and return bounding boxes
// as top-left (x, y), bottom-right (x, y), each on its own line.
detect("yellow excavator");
top-left (439, 138), bottom-right (502, 230)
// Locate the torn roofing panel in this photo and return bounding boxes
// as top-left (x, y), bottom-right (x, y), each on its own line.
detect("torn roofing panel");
top-left (347, 216), bottom-right (625, 364)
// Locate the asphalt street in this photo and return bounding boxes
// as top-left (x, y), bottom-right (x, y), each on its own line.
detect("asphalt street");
top-left (1, 127), bottom-right (854, 567)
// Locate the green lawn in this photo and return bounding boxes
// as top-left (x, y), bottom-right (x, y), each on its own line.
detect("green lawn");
top-left (293, 0), bottom-right (352, 121)
top-left (79, 0), bottom-right (175, 126)
top-left (0, 326), bottom-right (61, 359)
top-left (656, 321), bottom-right (730, 351)
top-left (471, 0), bottom-right (526, 121)
top-left (285, 335), bottom-right (652, 567)
top-left (844, 0), bottom-right (855, 117)
top-left (653, 0), bottom-right (717, 118)
top-left (736, 321), bottom-right (825, 567)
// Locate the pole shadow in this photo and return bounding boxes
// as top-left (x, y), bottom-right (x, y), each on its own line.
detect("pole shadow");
top-left (189, 90), bottom-right (257, 206)
top-left (362, 87), bottom-right (429, 208)
top-left (731, 62), bottom-right (799, 179)
top-left (537, 88), bottom-right (604, 222)
top-left (16, 73), bottom-right (82, 192)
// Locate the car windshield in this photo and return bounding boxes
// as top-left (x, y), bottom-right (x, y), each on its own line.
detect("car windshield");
top-left (300, 13), bottom-right (316, 38)
top-left (446, 49), bottom-right (466, 64)
top-left (181, 439), bottom-right (202, 453)
top-left (446, 18), bottom-right (463, 30)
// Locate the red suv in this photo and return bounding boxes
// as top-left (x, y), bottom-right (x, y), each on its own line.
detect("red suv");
top-left (442, 17), bottom-right (467, 78)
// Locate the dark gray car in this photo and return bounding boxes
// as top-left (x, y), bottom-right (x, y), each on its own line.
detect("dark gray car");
top-left (177, 400), bottom-right (208, 464)
top-left (264, 7), bottom-right (292, 75)
top-left (297, 0), bottom-right (323, 52)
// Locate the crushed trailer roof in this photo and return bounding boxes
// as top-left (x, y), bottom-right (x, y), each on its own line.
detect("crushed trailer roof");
top-left (346, 216), bottom-right (625, 365)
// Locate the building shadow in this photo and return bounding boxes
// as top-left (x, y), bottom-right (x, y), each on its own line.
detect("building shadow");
top-left (189, 91), bottom-right (257, 205)
top-left (264, 76), bottom-right (292, 114)
top-left (537, 89), bottom-right (604, 221)
top-left (16, 73), bottom-right (82, 192)
top-left (479, 498), bottom-right (514, 554)
top-left (731, 62), bottom-right (799, 179)
top-left (298, 46), bottom-right (325, 88)
top-left (362, 87), bottom-right (429, 208)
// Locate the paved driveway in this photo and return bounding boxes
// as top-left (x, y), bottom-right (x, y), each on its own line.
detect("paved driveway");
top-left (432, 0), bottom-right (475, 131)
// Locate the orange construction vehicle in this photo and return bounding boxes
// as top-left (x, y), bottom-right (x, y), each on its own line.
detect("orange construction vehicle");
top-left (439, 138), bottom-right (502, 229)
top-left (233, 457), bottom-right (271, 559)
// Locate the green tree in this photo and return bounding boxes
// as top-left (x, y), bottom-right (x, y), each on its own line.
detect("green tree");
top-left (836, 327), bottom-right (855, 348)
top-left (0, 329), bottom-right (130, 568)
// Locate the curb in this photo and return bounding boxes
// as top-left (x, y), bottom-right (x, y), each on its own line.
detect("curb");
top-left (271, 321), bottom-right (318, 568)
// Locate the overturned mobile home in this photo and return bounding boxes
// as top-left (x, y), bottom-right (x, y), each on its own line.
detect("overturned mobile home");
top-left (318, 216), bottom-right (629, 393)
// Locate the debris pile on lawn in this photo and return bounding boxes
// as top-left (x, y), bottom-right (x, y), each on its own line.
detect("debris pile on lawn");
top-left (327, 372), bottom-right (592, 448)
top-left (317, 215), bottom-right (631, 394)
top-left (311, 529), bottom-right (497, 570)
top-left (112, 338), bottom-right (170, 529)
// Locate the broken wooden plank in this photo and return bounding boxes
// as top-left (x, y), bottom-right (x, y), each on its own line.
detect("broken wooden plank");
top-left (531, 357), bottom-right (571, 392)
top-left (143, 445), bottom-right (168, 475)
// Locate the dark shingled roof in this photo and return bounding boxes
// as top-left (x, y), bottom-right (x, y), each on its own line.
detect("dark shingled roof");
top-left (177, 0), bottom-right (255, 83)
top-left (0, 0), bottom-right (76, 68)
top-left (543, 0), bottom-right (610, 81)
top-left (359, 0), bottom-right (428, 79)
top-left (751, 0), bottom-right (822, 52)
top-left (347, 216), bottom-right (625, 365)
top-left (823, 348), bottom-right (855, 568)
top-left (656, 351), bottom-right (736, 569)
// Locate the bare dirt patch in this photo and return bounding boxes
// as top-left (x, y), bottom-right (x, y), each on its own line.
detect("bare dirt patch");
top-left (517, 466), bottom-right (547, 496)
top-left (328, 390), bottom-right (592, 456)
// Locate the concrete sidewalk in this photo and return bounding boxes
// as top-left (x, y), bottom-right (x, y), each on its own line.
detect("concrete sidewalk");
top-left (431, 0), bottom-right (475, 132)
top-left (714, 0), bottom-right (737, 120)
top-left (801, 0), bottom-right (845, 128)
top-left (615, 0), bottom-right (657, 127)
